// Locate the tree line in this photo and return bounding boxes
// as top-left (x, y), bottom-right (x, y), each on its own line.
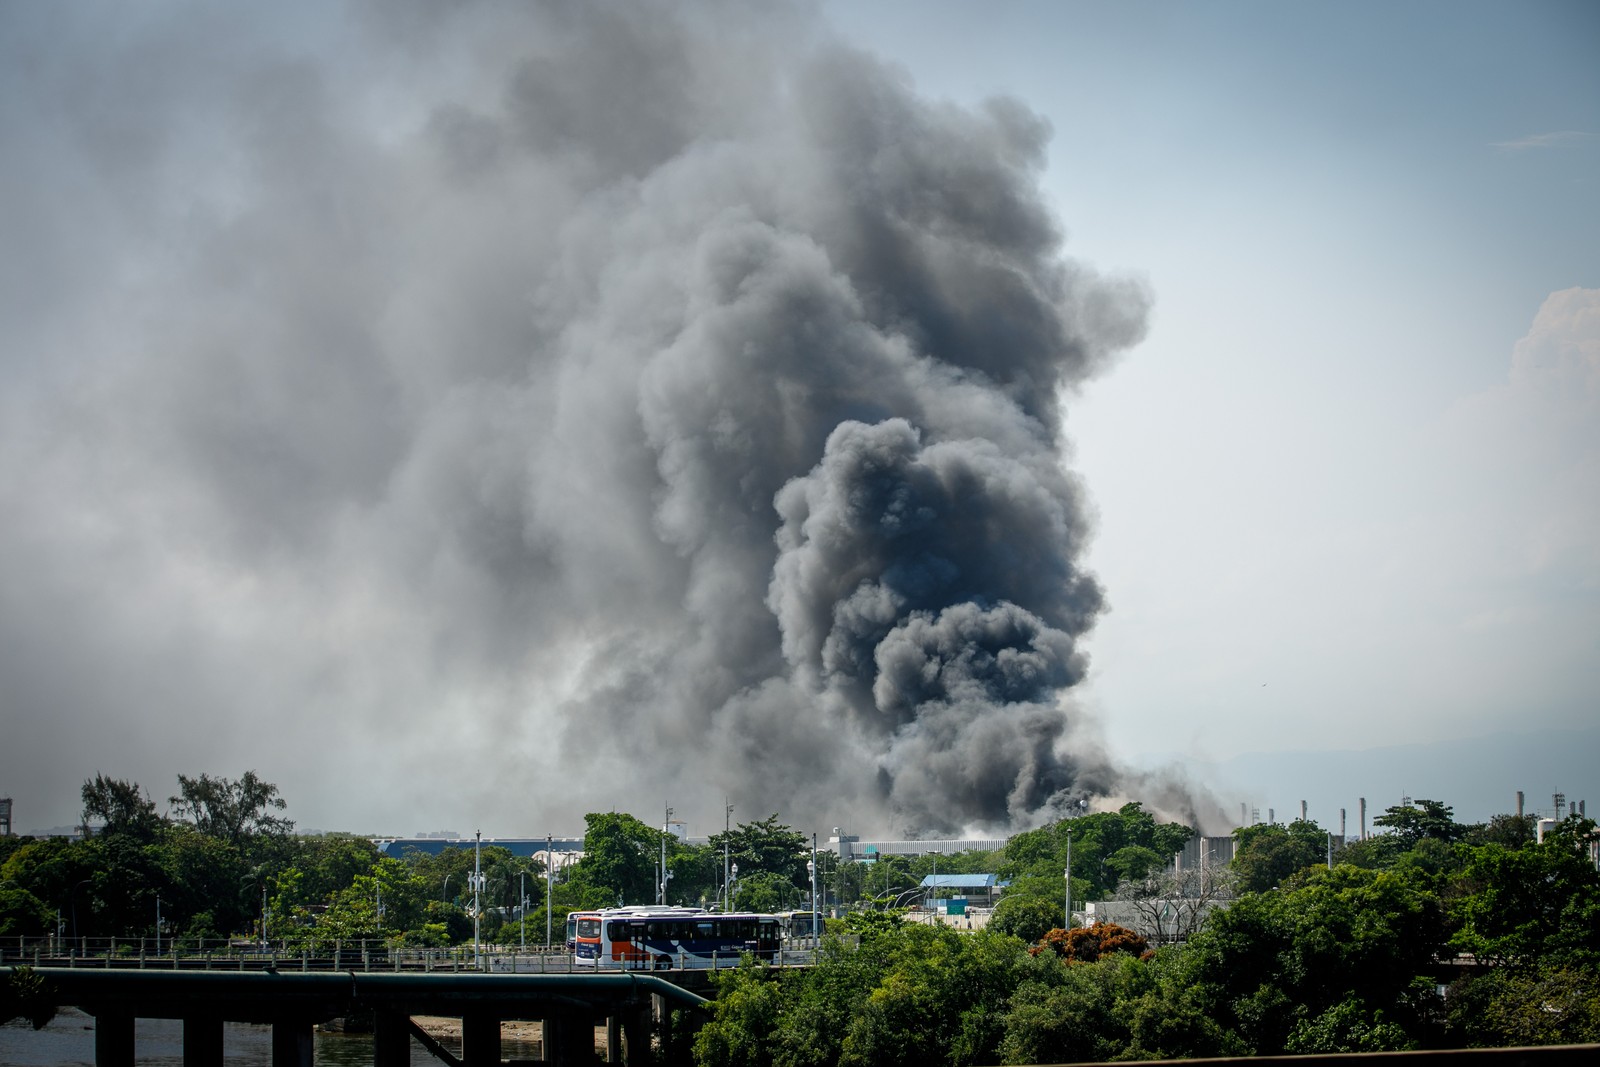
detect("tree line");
top-left (4, 777), bottom-right (1597, 1057)
top-left (0, 774), bottom-right (845, 947)
top-left (695, 800), bottom-right (1600, 1062)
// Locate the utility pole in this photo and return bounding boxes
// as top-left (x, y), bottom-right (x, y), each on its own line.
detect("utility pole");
top-left (546, 833), bottom-right (553, 947)
top-left (724, 800), bottom-right (733, 911)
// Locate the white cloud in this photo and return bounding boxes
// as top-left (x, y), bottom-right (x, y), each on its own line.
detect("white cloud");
top-left (1489, 130), bottom-right (1594, 151)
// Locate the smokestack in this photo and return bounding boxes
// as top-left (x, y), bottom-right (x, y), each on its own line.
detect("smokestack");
top-left (1359, 797), bottom-right (1367, 841)
top-left (1300, 799), bottom-right (1307, 822)
top-left (1555, 793), bottom-right (1566, 819)
top-left (1268, 807), bottom-right (1275, 825)
top-left (1240, 803), bottom-right (1247, 828)
top-left (1517, 791), bottom-right (1524, 817)
top-left (1340, 807), bottom-right (1346, 839)
top-left (1582, 800), bottom-right (1587, 817)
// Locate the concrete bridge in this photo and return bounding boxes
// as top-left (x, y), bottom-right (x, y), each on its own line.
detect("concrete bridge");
top-left (2, 965), bottom-right (706, 1066)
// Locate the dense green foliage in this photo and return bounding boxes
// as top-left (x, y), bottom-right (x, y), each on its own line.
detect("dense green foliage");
top-left (693, 802), bottom-right (1600, 1064)
top-left (0, 775), bottom-right (830, 948)
top-left (995, 802), bottom-right (1194, 919)
top-left (6, 779), bottom-right (1597, 1059)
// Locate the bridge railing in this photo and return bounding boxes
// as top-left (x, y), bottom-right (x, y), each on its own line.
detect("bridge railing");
top-left (0, 936), bottom-right (816, 972)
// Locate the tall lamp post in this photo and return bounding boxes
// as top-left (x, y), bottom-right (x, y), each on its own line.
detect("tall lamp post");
top-left (729, 862), bottom-right (738, 913)
top-left (723, 801), bottom-right (733, 911)
top-left (545, 834), bottom-right (554, 947)
top-left (1064, 829), bottom-right (1073, 931)
top-left (470, 830), bottom-right (484, 969)
top-left (810, 833), bottom-right (819, 948)
top-left (660, 805), bottom-right (674, 905)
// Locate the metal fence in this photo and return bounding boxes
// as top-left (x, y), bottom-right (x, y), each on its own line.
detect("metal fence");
top-left (0, 935), bottom-right (816, 972)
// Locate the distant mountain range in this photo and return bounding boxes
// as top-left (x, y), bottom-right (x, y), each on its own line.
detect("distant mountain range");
top-left (1174, 726), bottom-right (1598, 832)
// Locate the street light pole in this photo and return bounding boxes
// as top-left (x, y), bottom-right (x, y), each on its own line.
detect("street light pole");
top-left (811, 833), bottom-right (819, 948)
top-left (1064, 830), bottom-right (1073, 931)
top-left (472, 830), bottom-right (482, 969)
top-left (519, 870), bottom-right (526, 949)
top-left (660, 804), bottom-right (674, 905)
top-left (546, 833), bottom-right (553, 947)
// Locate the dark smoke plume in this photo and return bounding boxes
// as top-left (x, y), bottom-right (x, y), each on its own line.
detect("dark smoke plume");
top-left (0, 1), bottom-right (1149, 834)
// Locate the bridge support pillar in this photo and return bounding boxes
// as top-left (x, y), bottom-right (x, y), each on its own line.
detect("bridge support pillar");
top-left (93, 1011), bottom-right (134, 1067)
top-left (270, 1018), bottom-right (313, 1067)
top-left (182, 1014), bottom-right (224, 1066)
top-left (620, 1004), bottom-right (652, 1066)
top-left (462, 1012), bottom-right (501, 1067)
top-left (545, 1010), bottom-right (598, 1065)
top-left (373, 1010), bottom-right (410, 1067)
top-left (606, 1014), bottom-right (621, 1063)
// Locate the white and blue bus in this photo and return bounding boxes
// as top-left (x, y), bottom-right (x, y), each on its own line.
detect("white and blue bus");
top-left (572, 906), bottom-right (782, 969)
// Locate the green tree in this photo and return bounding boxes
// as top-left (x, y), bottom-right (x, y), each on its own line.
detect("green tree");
top-left (0, 884), bottom-right (52, 937)
top-left (1464, 813), bottom-right (1537, 850)
top-left (1284, 996), bottom-right (1417, 1054)
top-left (1373, 799), bottom-right (1465, 849)
top-left (694, 963), bottom-right (790, 1067)
top-left (1449, 814), bottom-right (1600, 970)
top-left (1183, 865), bottom-right (1443, 1054)
top-left (169, 771), bottom-right (293, 847)
top-left (668, 842), bottom-right (722, 907)
top-left (1, 837), bottom-right (96, 928)
top-left (998, 956), bottom-right (1145, 1065)
top-left (571, 812), bottom-right (664, 905)
top-left (711, 815), bottom-right (809, 888)
top-left (1445, 964), bottom-right (1600, 1047)
top-left (733, 871), bottom-right (802, 913)
top-left (157, 826), bottom-right (249, 939)
top-left (1000, 802), bottom-right (1194, 900)
top-left (988, 894), bottom-right (1060, 944)
top-left (80, 774), bottom-right (162, 841)
top-left (1230, 819), bottom-right (1327, 893)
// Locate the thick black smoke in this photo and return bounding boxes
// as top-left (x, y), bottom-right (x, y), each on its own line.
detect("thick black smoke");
top-left (0, 1), bottom-right (1149, 834)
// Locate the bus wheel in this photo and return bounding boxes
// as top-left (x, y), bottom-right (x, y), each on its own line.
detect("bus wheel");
top-left (655, 956), bottom-right (672, 970)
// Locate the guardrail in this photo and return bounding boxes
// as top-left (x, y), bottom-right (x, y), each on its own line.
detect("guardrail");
top-left (0, 936), bottom-right (818, 973)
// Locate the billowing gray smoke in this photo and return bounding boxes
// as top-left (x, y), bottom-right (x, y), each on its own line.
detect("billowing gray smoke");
top-left (0, 1), bottom-right (1148, 835)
